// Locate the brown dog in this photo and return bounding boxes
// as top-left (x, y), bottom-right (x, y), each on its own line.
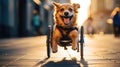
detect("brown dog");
top-left (52, 2), bottom-right (80, 53)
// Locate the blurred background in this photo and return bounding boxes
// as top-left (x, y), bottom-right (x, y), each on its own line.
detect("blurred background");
top-left (0, 0), bottom-right (120, 39)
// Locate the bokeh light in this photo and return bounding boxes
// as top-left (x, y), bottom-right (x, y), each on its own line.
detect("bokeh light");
top-left (71, 0), bottom-right (91, 26)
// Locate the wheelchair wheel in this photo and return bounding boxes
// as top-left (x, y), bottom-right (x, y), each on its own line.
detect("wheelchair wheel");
top-left (46, 25), bottom-right (52, 58)
top-left (47, 42), bottom-right (51, 58)
top-left (80, 26), bottom-right (84, 59)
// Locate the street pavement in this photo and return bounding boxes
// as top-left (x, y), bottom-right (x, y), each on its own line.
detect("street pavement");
top-left (0, 34), bottom-right (120, 67)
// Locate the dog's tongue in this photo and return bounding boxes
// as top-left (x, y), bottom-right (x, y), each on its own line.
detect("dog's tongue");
top-left (63, 18), bottom-right (70, 24)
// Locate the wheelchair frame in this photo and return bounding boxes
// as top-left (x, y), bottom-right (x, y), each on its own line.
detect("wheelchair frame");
top-left (46, 25), bottom-right (84, 59)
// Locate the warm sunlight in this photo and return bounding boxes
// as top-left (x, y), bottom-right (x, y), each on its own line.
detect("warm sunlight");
top-left (71, 0), bottom-right (91, 26)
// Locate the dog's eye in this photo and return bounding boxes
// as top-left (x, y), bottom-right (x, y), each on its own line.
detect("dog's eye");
top-left (60, 8), bottom-right (64, 11)
top-left (69, 8), bottom-right (73, 12)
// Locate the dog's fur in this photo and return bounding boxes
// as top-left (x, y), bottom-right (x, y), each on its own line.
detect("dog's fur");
top-left (52, 2), bottom-right (80, 53)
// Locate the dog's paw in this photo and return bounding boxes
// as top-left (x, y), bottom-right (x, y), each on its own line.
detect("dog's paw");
top-left (52, 49), bottom-right (58, 53)
top-left (72, 46), bottom-right (77, 50)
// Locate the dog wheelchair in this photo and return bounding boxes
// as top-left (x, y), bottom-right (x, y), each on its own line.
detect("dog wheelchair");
top-left (46, 25), bottom-right (84, 59)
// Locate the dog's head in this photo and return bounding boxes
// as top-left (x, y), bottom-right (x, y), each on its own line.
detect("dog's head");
top-left (53, 2), bottom-right (80, 27)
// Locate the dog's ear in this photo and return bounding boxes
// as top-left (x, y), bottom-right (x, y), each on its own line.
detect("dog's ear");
top-left (73, 3), bottom-right (80, 13)
top-left (53, 2), bottom-right (60, 8)
top-left (73, 3), bottom-right (80, 9)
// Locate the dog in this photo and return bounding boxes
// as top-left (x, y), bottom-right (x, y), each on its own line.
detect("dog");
top-left (52, 2), bottom-right (80, 53)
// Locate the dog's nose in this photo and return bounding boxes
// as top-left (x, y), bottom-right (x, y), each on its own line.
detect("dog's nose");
top-left (64, 12), bottom-right (69, 16)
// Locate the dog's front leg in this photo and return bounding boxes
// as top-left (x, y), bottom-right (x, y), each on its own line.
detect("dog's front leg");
top-left (69, 30), bottom-right (78, 50)
top-left (52, 28), bottom-right (61, 53)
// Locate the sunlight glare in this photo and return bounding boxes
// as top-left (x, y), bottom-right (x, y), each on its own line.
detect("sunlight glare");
top-left (71, 0), bottom-right (91, 26)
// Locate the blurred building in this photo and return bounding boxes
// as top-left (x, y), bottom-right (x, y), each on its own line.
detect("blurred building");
top-left (0, 0), bottom-right (34, 38)
top-left (0, 0), bottom-right (70, 39)
top-left (91, 0), bottom-right (120, 34)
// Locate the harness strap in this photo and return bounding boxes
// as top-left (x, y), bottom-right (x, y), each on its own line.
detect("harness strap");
top-left (56, 25), bottom-right (78, 39)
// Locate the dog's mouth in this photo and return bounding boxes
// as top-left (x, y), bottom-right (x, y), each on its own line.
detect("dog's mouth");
top-left (61, 15), bottom-right (73, 25)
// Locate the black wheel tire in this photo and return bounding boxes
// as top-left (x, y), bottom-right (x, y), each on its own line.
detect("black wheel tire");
top-left (46, 25), bottom-right (52, 58)
top-left (80, 26), bottom-right (84, 59)
top-left (47, 42), bottom-right (51, 58)
top-left (77, 41), bottom-right (79, 52)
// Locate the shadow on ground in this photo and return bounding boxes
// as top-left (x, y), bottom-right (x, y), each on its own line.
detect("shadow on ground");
top-left (35, 57), bottom-right (88, 67)
top-left (34, 58), bottom-right (49, 67)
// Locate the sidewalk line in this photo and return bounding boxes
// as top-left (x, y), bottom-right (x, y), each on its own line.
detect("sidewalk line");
top-left (4, 54), bottom-right (27, 66)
